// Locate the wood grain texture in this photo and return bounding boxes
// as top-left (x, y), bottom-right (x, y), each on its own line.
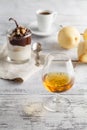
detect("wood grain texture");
top-left (0, 0), bottom-right (87, 129)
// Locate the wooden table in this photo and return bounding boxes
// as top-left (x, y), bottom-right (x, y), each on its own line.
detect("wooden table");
top-left (0, 0), bottom-right (87, 130)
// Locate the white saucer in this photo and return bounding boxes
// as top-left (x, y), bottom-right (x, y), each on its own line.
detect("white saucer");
top-left (29, 21), bottom-right (57, 36)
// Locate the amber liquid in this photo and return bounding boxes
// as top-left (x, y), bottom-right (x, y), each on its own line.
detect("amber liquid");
top-left (42, 72), bottom-right (74, 93)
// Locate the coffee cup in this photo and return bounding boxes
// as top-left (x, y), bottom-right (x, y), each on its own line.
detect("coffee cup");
top-left (36, 9), bottom-right (57, 32)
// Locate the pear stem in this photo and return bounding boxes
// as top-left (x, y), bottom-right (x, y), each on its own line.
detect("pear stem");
top-left (80, 33), bottom-right (83, 35)
top-left (59, 25), bottom-right (63, 29)
top-left (9, 18), bottom-right (19, 28)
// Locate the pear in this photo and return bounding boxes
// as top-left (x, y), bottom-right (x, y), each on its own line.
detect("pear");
top-left (78, 40), bottom-right (87, 63)
top-left (83, 29), bottom-right (87, 41)
top-left (58, 26), bottom-right (80, 49)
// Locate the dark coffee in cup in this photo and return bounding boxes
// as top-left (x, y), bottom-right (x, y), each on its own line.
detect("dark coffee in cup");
top-left (40, 11), bottom-right (51, 15)
top-left (36, 9), bottom-right (57, 32)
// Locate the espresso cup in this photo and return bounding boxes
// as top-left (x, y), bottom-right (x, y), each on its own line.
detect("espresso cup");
top-left (36, 9), bottom-right (57, 32)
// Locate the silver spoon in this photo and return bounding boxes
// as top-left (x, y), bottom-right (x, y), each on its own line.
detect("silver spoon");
top-left (32, 42), bottom-right (42, 66)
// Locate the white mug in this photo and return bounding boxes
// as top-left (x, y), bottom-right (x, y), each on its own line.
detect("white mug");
top-left (36, 9), bottom-right (57, 32)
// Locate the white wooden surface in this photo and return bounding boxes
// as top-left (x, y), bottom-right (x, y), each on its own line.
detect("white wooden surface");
top-left (0, 0), bottom-right (87, 130)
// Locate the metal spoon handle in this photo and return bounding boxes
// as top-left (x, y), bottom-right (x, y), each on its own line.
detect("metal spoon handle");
top-left (35, 51), bottom-right (40, 66)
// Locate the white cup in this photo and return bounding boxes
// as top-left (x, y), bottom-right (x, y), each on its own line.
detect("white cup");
top-left (36, 9), bottom-right (57, 32)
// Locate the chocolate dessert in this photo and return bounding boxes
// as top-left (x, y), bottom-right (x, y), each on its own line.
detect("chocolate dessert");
top-left (7, 18), bottom-right (32, 63)
top-left (8, 18), bottom-right (31, 46)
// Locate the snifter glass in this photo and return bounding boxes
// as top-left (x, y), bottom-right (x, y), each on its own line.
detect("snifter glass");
top-left (42, 52), bottom-right (75, 112)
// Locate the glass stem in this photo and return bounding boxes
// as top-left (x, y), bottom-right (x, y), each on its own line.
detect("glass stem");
top-left (53, 94), bottom-right (61, 103)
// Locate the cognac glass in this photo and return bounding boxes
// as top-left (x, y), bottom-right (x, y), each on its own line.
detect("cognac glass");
top-left (42, 52), bottom-right (75, 112)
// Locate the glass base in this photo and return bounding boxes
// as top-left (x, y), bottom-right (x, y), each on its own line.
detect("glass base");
top-left (6, 57), bottom-right (29, 64)
top-left (43, 95), bottom-right (71, 112)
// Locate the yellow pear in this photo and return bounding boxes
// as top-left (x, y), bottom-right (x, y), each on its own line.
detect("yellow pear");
top-left (78, 40), bottom-right (87, 63)
top-left (58, 26), bottom-right (80, 49)
top-left (83, 29), bottom-right (87, 41)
